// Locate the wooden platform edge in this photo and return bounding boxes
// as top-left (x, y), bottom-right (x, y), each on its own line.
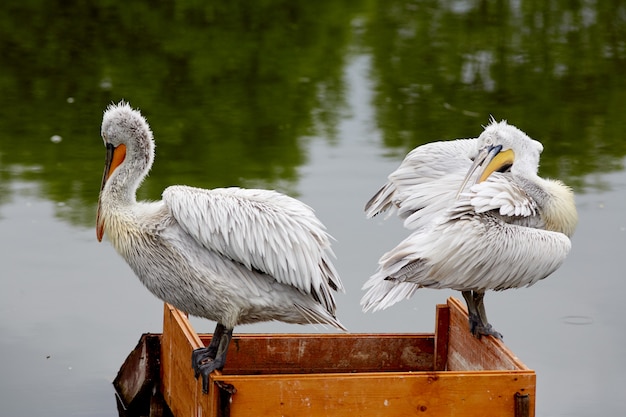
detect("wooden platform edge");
top-left (446, 297), bottom-right (531, 372)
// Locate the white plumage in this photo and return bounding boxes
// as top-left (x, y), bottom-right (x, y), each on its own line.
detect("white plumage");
top-left (96, 102), bottom-right (345, 392)
top-left (365, 138), bottom-right (478, 230)
top-left (362, 119), bottom-right (578, 338)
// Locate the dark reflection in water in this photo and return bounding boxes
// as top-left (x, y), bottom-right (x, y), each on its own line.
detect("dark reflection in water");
top-left (365, 0), bottom-right (626, 184)
top-left (1, 2), bottom-right (625, 417)
top-left (0, 0), bottom-right (359, 225)
top-left (1, 1), bottom-right (625, 227)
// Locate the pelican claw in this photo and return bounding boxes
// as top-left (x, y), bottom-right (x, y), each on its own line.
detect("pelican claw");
top-left (195, 358), bottom-right (224, 394)
top-left (192, 347), bottom-right (216, 378)
top-left (468, 313), bottom-right (503, 340)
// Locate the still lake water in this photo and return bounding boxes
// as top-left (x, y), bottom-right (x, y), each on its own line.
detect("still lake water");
top-left (1, 1), bottom-right (626, 416)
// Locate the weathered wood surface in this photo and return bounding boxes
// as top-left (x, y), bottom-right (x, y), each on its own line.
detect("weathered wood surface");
top-left (160, 304), bottom-right (207, 417)
top-left (446, 297), bottom-right (530, 372)
top-left (114, 333), bottom-right (172, 417)
top-left (158, 298), bottom-right (535, 417)
top-left (204, 332), bottom-right (436, 375)
top-left (212, 371), bottom-right (535, 417)
top-left (433, 303), bottom-right (450, 371)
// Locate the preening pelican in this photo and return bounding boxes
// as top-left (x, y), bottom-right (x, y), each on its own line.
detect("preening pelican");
top-left (362, 120), bottom-right (578, 338)
top-left (96, 102), bottom-right (345, 392)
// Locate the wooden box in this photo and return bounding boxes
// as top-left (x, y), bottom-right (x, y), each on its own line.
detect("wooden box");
top-left (158, 297), bottom-right (535, 417)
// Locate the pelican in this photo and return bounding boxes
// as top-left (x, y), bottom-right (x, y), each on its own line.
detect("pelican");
top-left (362, 119), bottom-right (578, 338)
top-left (96, 102), bottom-right (345, 392)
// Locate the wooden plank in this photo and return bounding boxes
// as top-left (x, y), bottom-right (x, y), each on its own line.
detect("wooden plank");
top-left (161, 304), bottom-right (215, 417)
top-left (212, 371), bottom-right (535, 417)
top-left (446, 297), bottom-right (530, 371)
top-left (433, 304), bottom-right (450, 371)
top-left (201, 333), bottom-right (435, 375)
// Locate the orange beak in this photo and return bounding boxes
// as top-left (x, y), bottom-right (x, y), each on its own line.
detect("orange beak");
top-left (96, 143), bottom-right (126, 241)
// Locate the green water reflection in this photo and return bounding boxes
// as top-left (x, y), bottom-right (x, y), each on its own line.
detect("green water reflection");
top-left (0, 0), bottom-right (624, 227)
top-left (367, 0), bottom-right (626, 184)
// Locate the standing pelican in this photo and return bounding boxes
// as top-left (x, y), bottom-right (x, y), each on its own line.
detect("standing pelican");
top-left (362, 120), bottom-right (578, 338)
top-left (96, 102), bottom-right (345, 392)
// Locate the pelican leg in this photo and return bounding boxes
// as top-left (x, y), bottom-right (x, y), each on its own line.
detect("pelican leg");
top-left (192, 324), bottom-right (233, 394)
top-left (192, 323), bottom-right (225, 372)
top-left (471, 291), bottom-right (503, 340)
top-left (462, 290), bottom-right (482, 335)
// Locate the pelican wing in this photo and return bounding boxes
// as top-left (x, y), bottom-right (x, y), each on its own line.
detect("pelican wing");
top-left (399, 173), bottom-right (471, 230)
top-left (365, 138), bottom-right (478, 228)
top-left (163, 185), bottom-right (343, 312)
top-left (465, 175), bottom-right (538, 217)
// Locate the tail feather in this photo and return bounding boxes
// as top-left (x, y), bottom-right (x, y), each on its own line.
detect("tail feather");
top-left (294, 303), bottom-right (347, 332)
top-left (361, 277), bottom-right (419, 312)
top-left (364, 182), bottom-right (397, 218)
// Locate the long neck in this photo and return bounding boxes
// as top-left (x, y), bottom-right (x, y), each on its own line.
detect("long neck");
top-left (515, 172), bottom-right (578, 237)
top-left (103, 150), bottom-right (151, 209)
top-left (98, 151), bottom-right (154, 254)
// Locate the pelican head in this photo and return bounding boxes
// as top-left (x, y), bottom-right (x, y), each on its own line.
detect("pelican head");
top-left (459, 119), bottom-right (578, 237)
top-left (96, 102), bottom-right (155, 241)
top-left (457, 119), bottom-right (543, 197)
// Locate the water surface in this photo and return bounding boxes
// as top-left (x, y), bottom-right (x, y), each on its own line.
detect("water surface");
top-left (1, 1), bottom-right (625, 416)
